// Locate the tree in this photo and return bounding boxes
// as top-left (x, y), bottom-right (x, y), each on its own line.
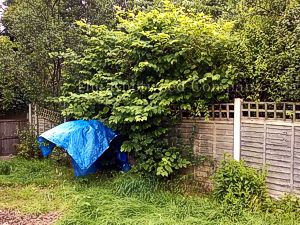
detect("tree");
top-left (59, 2), bottom-right (236, 176)
top-left (229, 0), bottom-right (300, 101)
top-left (178, 0), bottom-right (300, 101)
top-left (0, 36), bottom-right (26, 110)
top-left (1, 0), bottom-right (121, 107)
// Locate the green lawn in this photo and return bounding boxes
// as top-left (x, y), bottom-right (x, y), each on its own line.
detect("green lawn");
top-left (0, 158), bottom-right (298, 225)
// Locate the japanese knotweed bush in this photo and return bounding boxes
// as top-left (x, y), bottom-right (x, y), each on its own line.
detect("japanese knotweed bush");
top-left (59, 1), bottom-right (237, 177)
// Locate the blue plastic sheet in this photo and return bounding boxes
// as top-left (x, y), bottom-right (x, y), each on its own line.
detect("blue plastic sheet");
top-left (37, 120), bottom-right (130, 176)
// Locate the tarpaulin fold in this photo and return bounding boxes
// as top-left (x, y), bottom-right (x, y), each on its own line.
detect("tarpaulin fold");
top-left (37, 120), bottom-right (130, 176)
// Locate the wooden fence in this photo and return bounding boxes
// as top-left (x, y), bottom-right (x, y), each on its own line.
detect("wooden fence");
top-left (178, 99), bottom-right (300, 197)
top-left (0, 119), bottom-right (27, 156)
top-left (0, 104), bottom-right (62, 156)
top-left (28, 101), bottom-right (300, 197)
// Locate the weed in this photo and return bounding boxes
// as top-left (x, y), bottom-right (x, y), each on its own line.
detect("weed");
top-left (213, 157), bottom-right (268, 214)
top-left (16, 126), bottom-right (41, 159)
top-left (0, 161), bottom-right (12, 175)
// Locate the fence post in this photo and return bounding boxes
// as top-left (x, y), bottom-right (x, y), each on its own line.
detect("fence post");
top-left (28, 104), bottom-right (32, 125)
top-left (34, 104), bottom-right (39, 136)
top-left (234, 98), bottom-right (242, 161)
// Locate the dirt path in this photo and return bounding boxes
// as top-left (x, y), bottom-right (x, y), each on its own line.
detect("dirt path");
top-left (0, 210), bottom-right (60, 225)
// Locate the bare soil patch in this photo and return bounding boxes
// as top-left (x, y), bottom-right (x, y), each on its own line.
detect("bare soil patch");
top-left (0, 210), bottom-right (60, 225)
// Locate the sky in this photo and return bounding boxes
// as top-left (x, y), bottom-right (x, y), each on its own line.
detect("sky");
top-left (0, 0), bottom-right (5, 32)
top-left (0, 0), bottom-right (4, 11)
top-left (0, 0), bottom-right (5, 15)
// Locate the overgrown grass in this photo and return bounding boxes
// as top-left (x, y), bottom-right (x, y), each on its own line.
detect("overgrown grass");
top-left (0, 157), bottom-right (299, 225)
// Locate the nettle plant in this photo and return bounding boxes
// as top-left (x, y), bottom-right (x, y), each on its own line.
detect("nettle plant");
top-left (213, 158), bottom-right (268, 212)
top-left (59, 1), bottom-right (236, 177)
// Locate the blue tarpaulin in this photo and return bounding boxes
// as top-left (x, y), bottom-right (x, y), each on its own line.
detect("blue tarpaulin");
top-left (37, 120), bottom-right (130, 176)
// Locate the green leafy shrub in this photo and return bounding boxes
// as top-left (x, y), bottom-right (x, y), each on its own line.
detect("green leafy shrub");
top-left (0, 161), bottom-right (12, 175)
top-left (228, 1), bottom-right (300, 102)
top-left (16, 126), bottom-right (41, 159)
top-left (59, 1), bottom-right (236, 177)
top-left (213, 157), bottom-right (268, 212)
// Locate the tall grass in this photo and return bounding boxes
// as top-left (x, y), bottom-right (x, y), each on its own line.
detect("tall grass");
top-left (0, 158), bottom-right (299, 225)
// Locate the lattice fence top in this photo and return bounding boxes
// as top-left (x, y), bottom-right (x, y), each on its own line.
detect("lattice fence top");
top-left (207, 103), bottom-right (235, 120)
top-left (196, 101), bottom-right (300, 122)
top-left (32, 100), bottom-right (300, 123)
top-left (242, 102), bottom-right (300, 122)
top-left (35, 104), bottom-right (64, 124)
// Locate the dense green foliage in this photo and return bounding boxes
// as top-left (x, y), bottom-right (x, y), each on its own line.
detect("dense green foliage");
top-left (59, 2), bottom-right (235, 176)
top-left (57, 0), bottom-right (300, 176)
top-left (0, 0), bottom-right (123, 110)
top-left (230, 0), bottom-right (300, 101)
top-left (212, 157), bottom-right (300, 217)
top-left (173, 0), bottom-right (300, 101)
top-left (1, 0), bottom-right (300, 177)
top-left (16, 126), bottom-right (70, 163)
top-left (0, 158), bottom-right (300, 224)
top-left (265, 194), bottom-right (300, 214)
top-left (0, 0), bottom-right (298, 110)
top-left (0, 36), bottom-right (25, 110)
top-left (213, 158), bottom-right (268, 214)
top-left (0, 160), bottom-right (12, 175)
top-left (49, 147), bottom-right (71, 166)
top-left (0, 0), bottom-right (299, 111)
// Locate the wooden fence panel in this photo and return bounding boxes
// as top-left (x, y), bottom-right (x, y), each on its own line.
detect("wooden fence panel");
top-left (240, 120), bottom-right (299, 197)
top-left (215, 122), bottom-right (234, 161)
top-left (241, 122), bottom-right (264, 169)
top-left (195, 121), bottom-right (214, 157)
top-left (0, 120), bottom-right (27, 156)
top-left (179, 119), bottom-right (234, 159)
top-left (265, 124), bottom-right (293, 196)
top-left (178, 100), bottom-right (300, 198)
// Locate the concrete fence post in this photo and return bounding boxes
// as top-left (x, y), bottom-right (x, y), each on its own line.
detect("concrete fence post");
top-left (234, 98), bottom-right (242, 161)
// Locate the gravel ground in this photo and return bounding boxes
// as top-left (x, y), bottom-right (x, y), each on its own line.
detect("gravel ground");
top-left (0, 210), bottom-right (60, 225)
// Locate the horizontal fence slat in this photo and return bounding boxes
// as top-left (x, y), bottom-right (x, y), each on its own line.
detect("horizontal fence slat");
top-left (266, 159), bottom-right (292, 168)
top-left (241, 150), bottom-right (263, 159)
top-left (241, 142), bottom-right (264, 148)
top-left (267, 183), bottom-right (291, 192)
top-left (268, 165), bottom-right (291, 174)
top-left (266, 154), bottom-right (291, 163)
top-left (241, 146), bottom-right (264, 154)
top-left (266, 149), bottom-right (291, 157)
